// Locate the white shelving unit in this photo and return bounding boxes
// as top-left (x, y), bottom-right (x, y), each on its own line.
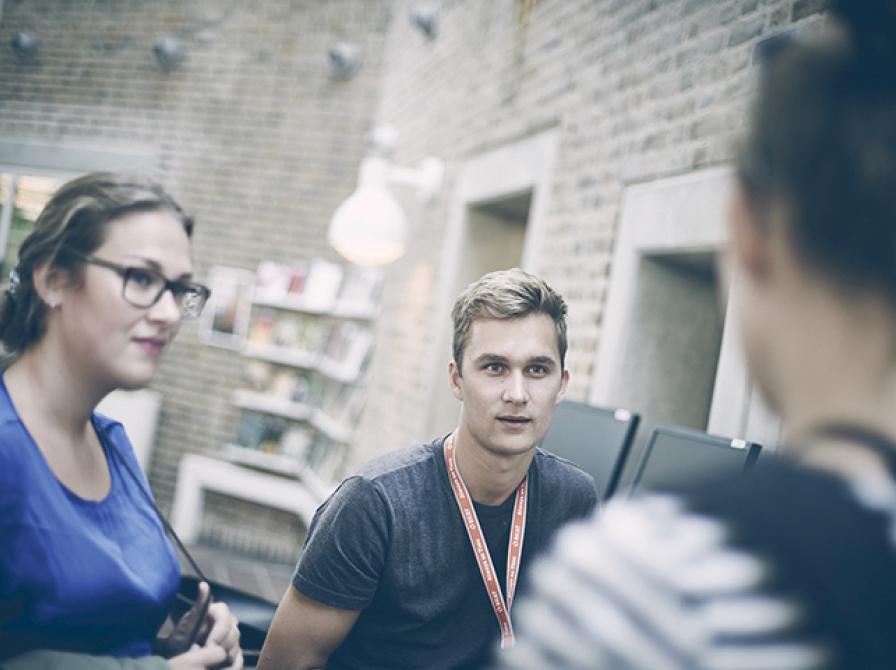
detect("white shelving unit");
top-left (173, 260), bottom-right (381, 536)
top-left (242, 343), bottom-right (320, 371)
top-left (226, 260), bottom-right (381, 493)
top-left (252, 294), bottom-right (378, 322)
top-left (231, 389), bottom-right (353, 444)
top-left (172, 453), bottom-right (324, 544)
top-left (220, 444), bottom-right (335, 501)
top-left (242, 341), bottom-right (365, 385)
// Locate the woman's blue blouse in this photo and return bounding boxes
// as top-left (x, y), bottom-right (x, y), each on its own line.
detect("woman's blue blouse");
top-left (0, 377), bottom-right (180, 659)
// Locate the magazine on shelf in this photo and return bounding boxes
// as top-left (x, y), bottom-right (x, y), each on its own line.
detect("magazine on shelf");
top-left (302, 258), bottom-right (344, 310)
top-left (285, 260), bottom-right (311, 299)
top-left (243, 360), bottom-right (274, 392)
top-left (336, 265), bottom-right (384, 312)
top-left (242, 360), bottom-right (319, 405)
top-left (322, 322), bottom-right (373, 379)
top-left (272, 314), bottom-right (303, 349)
top-left (248, 308), bottom-right (278, 345)
top-left (236, 411), bottom-right (290, 454)
top-left (253, 258), bottom-right (346, 311)
top-left (280, 426), bottom-right (313, 459)
top-left (253, 260), bottom-right (290, 303)
top-left (321, 383), bottom-right (367, 426)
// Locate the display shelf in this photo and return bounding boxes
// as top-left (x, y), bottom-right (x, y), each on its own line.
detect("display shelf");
top-left (232, 389), bottom-right (352, 444)
top-left (232, 389), bottom-right (313, 422)
top-left (171, 454), bottom-right (322, 545)
top-left (316, 357), bottom-right (362, 384)
top-left (242, 342), bottom-right (320, 369)
top-left (252, 295), bottom-right (377, 321)
top-left (330, 302), bottom-right (379, 321)
top-left (220, 443), bottom-right (336, 500)
top-left (220, 258), bottom-right (380, 487)
top-left (310, 408), bottom-right (352, 444)
top-left (185, 259), bottom-right (378, 551)
top-left (242, 342), bottom-right (362, 384)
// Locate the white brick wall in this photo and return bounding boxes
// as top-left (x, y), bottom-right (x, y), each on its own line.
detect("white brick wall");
top-left (355, 0), bottom-right (825, 464)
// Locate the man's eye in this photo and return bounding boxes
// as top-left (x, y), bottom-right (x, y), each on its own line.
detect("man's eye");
top-left (485, 363), bottom-right (505, 373)
top-left (527, 365), bottom-right (548, 376)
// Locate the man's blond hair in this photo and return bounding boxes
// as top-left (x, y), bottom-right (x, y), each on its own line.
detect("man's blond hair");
top-left (451, 268), bottom-right (568, 374)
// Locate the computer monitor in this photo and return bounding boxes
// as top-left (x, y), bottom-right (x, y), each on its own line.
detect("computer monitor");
top-left (628, 425), bottom-right (762, 495)
top-left (539, 400), bottom-right (640, 499)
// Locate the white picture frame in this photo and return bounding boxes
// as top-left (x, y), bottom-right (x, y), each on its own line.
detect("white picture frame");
top-left (199, 266), bottom-right (255, 349)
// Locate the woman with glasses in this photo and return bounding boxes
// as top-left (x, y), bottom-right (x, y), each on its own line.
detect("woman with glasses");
top-left (0, 173), bottom-right (241, 669)
top-left (495, 1), bottom-right (896, 668)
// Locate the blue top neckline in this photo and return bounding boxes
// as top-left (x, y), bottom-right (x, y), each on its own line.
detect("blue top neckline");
top-left (0, 372), bottom-right (121, 505)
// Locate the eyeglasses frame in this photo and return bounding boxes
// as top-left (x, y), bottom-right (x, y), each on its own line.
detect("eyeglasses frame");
top-left (76, 254), bottom-right (211, 319)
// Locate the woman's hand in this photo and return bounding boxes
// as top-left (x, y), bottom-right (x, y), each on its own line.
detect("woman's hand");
top-left (159, 582), bottom-right (242, 669)
top-left (202, 598), bottom-right (242, 669)
top-left (156, 581), bottom-right (212, 658)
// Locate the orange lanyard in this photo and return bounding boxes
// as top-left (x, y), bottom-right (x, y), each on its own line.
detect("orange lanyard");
top-left (443, 434), bottom-right (528, 649)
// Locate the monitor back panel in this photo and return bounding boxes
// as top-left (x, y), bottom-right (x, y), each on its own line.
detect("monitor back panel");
top-left (629, 426), bottom-right (761, 494)
top-left (539, 400), bottom-right (639, 499)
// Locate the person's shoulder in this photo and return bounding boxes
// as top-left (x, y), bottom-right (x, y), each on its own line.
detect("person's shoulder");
top-left (93, 411), bottom-right (126, 438)
top-left (0, 378), bottom-right (21, 436)
top-left (304, 444), bottom-right (442, 541)
top-left (335, 439), bottom-right (445, 512)
top-left (92, 412), bottom-right (143, 469)
top-left (682, 454), bottom-right (847, 516)
top-left (354, 440), bottom-right (441, 483)
top-left (0, 388), bottom-right (30, 483)
top-left (0, 409), bottom-right (23, 452)
top-left (532, 448), bottom-right (597, 517)
top-left (533, 447), bottom-right (595, 491)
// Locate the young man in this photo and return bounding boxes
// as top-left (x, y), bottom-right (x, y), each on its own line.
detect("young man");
top-left (257, 268), bottom-right (596, 670)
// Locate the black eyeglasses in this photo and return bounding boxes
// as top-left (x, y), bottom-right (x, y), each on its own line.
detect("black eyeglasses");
top-left (78, 255), bottom-right (211, 320)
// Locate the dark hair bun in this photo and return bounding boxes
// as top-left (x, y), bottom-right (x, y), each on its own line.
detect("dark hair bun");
top-left (829, 0), bottom-right (896, 60)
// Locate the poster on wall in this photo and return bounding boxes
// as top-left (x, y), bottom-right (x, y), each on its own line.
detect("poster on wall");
top-left (199, 266), bottom-right (255, 349)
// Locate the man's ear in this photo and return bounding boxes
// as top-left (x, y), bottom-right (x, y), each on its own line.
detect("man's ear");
top-left (729, 183), bottom-right (772, 283)
top-left (555, 369), bottom-right (570, 406)
top-left (448, 360), bottom-right (464, 401)
top-left (32, 263), bottom-right (71, 309)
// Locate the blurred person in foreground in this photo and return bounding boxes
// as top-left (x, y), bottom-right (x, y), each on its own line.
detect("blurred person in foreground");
top-left (258, 269), bottom-right (597, 670)
top-left (495, 1), bottom-right (896, 668)
top-left (0, 173), bottom-right (241, 669)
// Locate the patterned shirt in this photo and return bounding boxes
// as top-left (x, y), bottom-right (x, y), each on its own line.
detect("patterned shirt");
top-left (496, 455), bottom-right (896, 669)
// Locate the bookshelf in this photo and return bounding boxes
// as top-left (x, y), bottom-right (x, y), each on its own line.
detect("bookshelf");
top-left (213, 258), bottom-right (382, 496)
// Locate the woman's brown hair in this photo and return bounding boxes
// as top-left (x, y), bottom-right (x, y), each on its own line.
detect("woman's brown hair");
top-left (0, 172), bottom-right (193, 357)
top-left (737, 0), bottom-right (896, 303)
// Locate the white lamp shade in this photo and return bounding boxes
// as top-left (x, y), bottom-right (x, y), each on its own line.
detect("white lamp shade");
top-left (327, 185), bottom-right (408, 267)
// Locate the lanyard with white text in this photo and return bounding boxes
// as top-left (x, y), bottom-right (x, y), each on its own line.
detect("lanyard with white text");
top-left (443, 433), bottom-right (528, 649)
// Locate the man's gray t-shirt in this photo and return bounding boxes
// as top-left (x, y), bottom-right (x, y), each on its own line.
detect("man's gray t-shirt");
top-left (293, 436), bottom-right (597, 670)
